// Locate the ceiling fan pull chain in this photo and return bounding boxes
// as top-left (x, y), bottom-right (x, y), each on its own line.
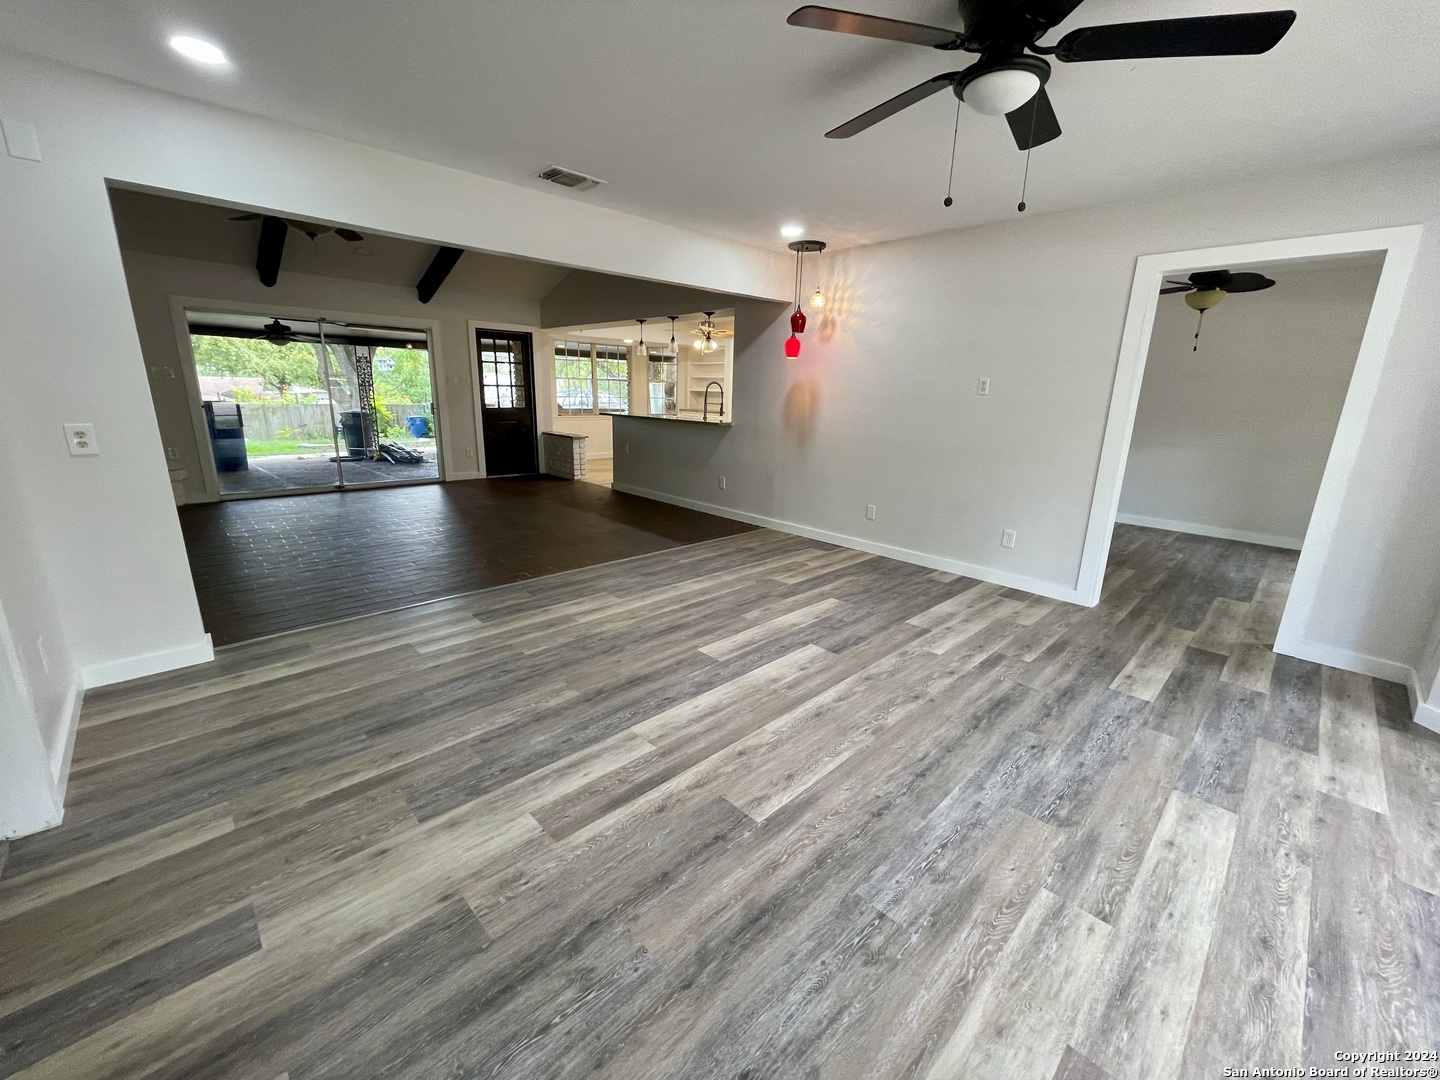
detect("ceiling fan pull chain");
top-left (943, 96), bottom-right (961, 207)
top-left (1018, 96), bottom-right (1039, 213)
top-left (1194, 308), bottom-right (1205, 352)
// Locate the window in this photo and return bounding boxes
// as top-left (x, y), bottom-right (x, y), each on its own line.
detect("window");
top-left (479, 334), bottom-right (527, 409)
top-left (555, 341), bottom-right (629, 415)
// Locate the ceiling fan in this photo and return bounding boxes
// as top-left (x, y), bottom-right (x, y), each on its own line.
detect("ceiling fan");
top-left (229, 213), bottom-right (365, 242)
top-left (249, 318), bottom-right (321, 345)
top-left (691, 311), bottom-right (732, 354)
top-left (1160, 269), bottom-right (1277, 350)
top-left (788, 2), bottom-right (1296, 202)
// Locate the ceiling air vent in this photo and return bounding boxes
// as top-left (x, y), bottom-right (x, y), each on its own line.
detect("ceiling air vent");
top-left (537, 166), bottom-right (606, 192)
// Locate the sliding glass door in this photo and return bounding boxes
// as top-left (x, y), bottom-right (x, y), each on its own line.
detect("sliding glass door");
top-left (188, 312), bottom-right (440, 498)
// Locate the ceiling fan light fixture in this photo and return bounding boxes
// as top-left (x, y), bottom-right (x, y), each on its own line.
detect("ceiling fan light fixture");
top-left (1185, 288), bottom-right (1226, 312)
top-left (960, 67), bottom-right (1042, 117)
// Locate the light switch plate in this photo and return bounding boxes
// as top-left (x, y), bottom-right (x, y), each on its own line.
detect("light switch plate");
top-left (64, 423), bottom-right (99, 456)
top-left (1, 119), bottom-right (42, 162)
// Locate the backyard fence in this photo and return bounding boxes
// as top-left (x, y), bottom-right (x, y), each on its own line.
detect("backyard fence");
top-left (234, 403), bottom-right (433, 442)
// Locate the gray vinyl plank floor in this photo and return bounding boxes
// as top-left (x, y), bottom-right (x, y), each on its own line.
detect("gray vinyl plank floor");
top-left (1, 524), bottom-right (1437, 1078)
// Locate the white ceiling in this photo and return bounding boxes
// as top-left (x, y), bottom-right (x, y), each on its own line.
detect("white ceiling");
top-left (8, 1), bottom-right (1440, 248)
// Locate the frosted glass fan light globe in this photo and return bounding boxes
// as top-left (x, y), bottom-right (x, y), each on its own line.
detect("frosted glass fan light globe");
top-left (962, 68), bottom-right (1041, 116)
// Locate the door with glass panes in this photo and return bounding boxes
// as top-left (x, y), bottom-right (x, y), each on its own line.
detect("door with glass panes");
top-left (475, 329), bottom-right (538, 475)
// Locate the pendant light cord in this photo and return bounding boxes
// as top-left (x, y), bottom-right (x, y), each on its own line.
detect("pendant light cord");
top-left (944, 96), bottom-right (961, 208)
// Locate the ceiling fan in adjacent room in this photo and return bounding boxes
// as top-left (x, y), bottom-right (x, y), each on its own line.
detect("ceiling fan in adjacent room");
top-left (787, 1), bottom-right (1296, 209)
top-left (1160, 269), bottom-right (1277, 351)
top-left (248, 318), bottom-right (321, 345)
top-left (691, 311), bottom-right (732, 354)
top-left (229, 213), bottom-right (365, 242)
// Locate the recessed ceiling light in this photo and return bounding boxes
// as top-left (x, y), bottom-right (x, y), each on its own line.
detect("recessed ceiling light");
top-left (780, 224), bottom-right (804, 238)
top-left (168, 35), bottom-right (228, 65)
top-left (622, 338), bottom-right (634, 344)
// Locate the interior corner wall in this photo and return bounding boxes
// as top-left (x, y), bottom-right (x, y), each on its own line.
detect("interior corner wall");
top-left (1117, 261), bottom-right (1383, 549)
top-left (0, 48), bottom-right (786, 696)
top-left (119, 250), bottom-right (544, 499)
top-left (615, 147), bottom-right (1440, 688)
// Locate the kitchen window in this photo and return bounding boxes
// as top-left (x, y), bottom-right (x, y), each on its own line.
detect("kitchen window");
top-left (555, 341), bottom-right (629, 415)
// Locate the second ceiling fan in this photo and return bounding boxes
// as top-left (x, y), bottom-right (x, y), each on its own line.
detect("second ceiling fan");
top-left (789, 2), bottom-right (1296, 160)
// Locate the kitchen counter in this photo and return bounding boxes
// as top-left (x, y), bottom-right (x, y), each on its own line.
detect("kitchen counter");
top-left (619, 413), bottom-right (731, 427)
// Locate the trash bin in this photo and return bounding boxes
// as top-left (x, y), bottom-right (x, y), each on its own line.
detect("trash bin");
top-left (203, 401), bottom-right (248, 472)
top-left (406, 414), bottom-right (431, 439)
top-left (339, 410), bottom-right (373, 459)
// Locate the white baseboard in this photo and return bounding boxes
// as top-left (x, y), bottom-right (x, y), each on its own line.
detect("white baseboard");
top-left (50, 672), bottom-right (84, 796)
top-left (444, 469), bottom-right (485, 482)
top-left (612, 482), bottom-right (1088, 606)
top-left (1115, 513), bottom-right (1303, 551)
top-left (81, 635), bottom-right (214, 690)
top-left (1416, 700), bottom-right (1440, 734)
top-left (1276, 634), bottom-right (1418, 688)
top-left (586, 452), bottom-right (614, 460)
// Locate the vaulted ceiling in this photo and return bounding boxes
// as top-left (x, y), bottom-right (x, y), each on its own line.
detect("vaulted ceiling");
top-left (8, 1), bottom-right (1439, 248)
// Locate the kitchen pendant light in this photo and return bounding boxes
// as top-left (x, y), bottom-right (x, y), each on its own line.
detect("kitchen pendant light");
top-left (787, 239), bottom-right (827, 345)
top-left (668, 315), bottom-right (679, 357)
top-left (635, 318), bottom-right (648, 358)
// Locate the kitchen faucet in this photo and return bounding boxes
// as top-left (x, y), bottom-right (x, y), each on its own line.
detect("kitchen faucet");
top-left (702, 381), bottom-right (724, 423)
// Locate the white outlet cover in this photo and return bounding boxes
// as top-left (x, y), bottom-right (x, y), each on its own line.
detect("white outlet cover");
top-left (64, 423), bottom-right (99, 456)
top-left (977, 378), bottom-right (991, 396)
top-left (866, 504), bottom-right (877, 520)
top-left (1001, 528), bottom-right (1017, 549)
top-left (718, 476), bottom-right (727, 490)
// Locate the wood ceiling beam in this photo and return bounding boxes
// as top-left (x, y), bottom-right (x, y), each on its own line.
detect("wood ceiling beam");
top-left (417, 246), bottom-right (464, 304)
top-left (255, 215), bottom-right (288, 288)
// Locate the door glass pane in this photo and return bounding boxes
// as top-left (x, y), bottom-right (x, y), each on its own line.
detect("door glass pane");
top-left (191, 332), bottom-right (341, 496)
top-left (480, 337), bottom-right (525, 410)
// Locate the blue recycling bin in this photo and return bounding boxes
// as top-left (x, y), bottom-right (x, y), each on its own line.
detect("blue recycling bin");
top-left (406, 414), bottom-right (431, 439)
top-left (203, 401), bottom-right (248, 472)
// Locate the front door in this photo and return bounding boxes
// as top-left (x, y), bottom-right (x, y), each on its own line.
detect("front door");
top-left (475, 329), bottom-right (538, 475)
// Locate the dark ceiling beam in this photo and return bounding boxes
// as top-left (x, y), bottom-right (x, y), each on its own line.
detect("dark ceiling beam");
top-left (255, 215), bottom-right (288, 288)
top-left (417, 246), bottom-right (464, 304)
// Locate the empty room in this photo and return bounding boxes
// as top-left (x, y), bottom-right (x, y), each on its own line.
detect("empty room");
top-left (1, 2), bottom-right (1438, 1078)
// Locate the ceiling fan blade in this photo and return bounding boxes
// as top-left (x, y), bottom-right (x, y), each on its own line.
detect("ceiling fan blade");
top-left (1223, 272), bottom-right (1277, 292)
top-left (228, 213), bottom-right (262, 222)
top-left (788, 6), bottom-right (966, 49)
top-left (1027, 0), bottom-right (1087, 31)
top-left (1005, 87), bottom-right (1061, 150)
top-left (1159, 285), bottom-right (1193, 294)
top-left (825, 73), bottom-right (960, 138)
top-left (1187, 270), bottom-right (1233, 290)
top-left (334, 229), bottom-right (366, 242)
top-left (1053, 10), bottom-right (1296, 62)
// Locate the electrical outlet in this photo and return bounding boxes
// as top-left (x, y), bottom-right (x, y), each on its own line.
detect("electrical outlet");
top-left (977, 378), bottom-right (991, 396)
top-left (1001, 528), bottom-right (1017, 549)
top-left (865, 504), bottom-right (876, 521)
top-left (64, 423), bottom-right (98, 456)
top-left (465, 447), bottom-right (474, 459)
top-left (718, 476), bottom-right (727, 491)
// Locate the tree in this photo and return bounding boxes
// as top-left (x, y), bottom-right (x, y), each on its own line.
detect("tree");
top-left (190, 335), bottom-right (323, 400)
top-left (373, 348), bottom-right (432, 404)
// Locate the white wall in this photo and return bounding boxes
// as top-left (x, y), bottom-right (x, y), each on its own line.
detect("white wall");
top-left (552, 415), bottom-right (614, 458)
top-left (615, 147), bottom-right (1440, 697)
top-left (1118, 260), bottom-right (1383, 549)
top-left (119, 250), bottom-right (546, 499)
top-left (0, 452), bottom-right (73, 836)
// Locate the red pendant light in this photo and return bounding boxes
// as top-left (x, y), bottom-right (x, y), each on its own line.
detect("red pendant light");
top-left (785, 239), bottom-right (826, 358)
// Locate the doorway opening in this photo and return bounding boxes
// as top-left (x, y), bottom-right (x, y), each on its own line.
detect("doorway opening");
top-left (186, 311), bottom-right (441, 497)
top-left (1079, 225), bottom-right (1423, 678)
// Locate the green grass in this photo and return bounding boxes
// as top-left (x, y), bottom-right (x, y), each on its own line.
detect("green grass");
top-left (244, 438), bottom-right (331, 456)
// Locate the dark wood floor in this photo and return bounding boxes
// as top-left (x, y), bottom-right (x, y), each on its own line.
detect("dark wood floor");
top-left (1, 525), bottom-right (1435, 1078)
top-left (178, 477), bottom-right (755, 644)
